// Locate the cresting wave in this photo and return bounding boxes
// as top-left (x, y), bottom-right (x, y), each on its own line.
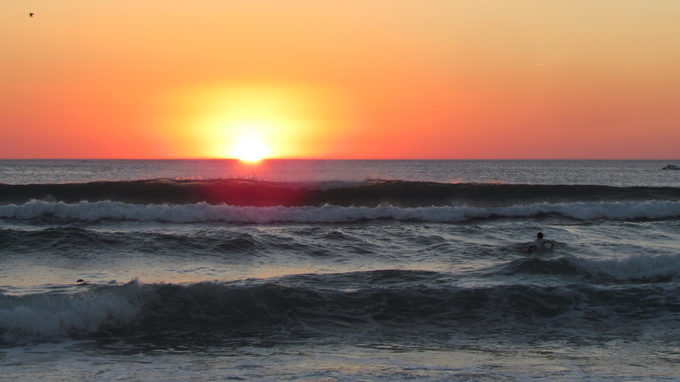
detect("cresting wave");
top-left (503, 254), bottom-right (680, 281)
top-left (0, 282), bottom-right (143, 344)
top-left (1, 179), bottom-right (679, 207)
top-left (2, 261), bottom-right (680, 346)
top-left (1, 200), bottom-right (680, 223)
top-left (572, 253), bottom-right (680, 281)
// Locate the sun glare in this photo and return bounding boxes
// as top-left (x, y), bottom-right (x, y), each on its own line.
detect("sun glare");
top-left (230, 136), bottom-right (270, 162)
top-left (157, 85), bottom-right (350, 159)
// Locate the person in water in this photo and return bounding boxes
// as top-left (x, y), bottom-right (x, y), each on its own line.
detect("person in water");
top-left (524, 232), bottom-right (555, 253)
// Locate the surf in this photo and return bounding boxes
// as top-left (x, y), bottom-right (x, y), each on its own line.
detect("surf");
top-left (3, 273), bottom-right (680, 346)
top-left (2, 199), bottom-right (680, 224)
top-left (2, 179), bottom-right (679, 207)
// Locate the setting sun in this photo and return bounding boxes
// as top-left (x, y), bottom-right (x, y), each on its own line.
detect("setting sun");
top-left (3, 0), bottom-right (680, 160)
top-left (149, 85), bottom-right (350, 159)
top-left (230, 136), bottom-right (270, 162)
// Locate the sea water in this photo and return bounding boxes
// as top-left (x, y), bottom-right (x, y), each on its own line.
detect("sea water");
top-left (1, 160), bottom-right (680, 381)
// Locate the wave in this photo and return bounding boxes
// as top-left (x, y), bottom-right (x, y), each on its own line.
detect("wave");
top-left (571, 254), bottom-right (680, 281)
top-left (500, 254), bottom-right (680, 281)
top-left (0, 227), bottom-right (265, 257)
top-left (1, 200), bottom-right (680, 224)
top-left (3, 274), bottom-right (680, 346)
top-left (1, 179), bottom-right (679, 207)
top-left (0, 282), bottom-right (143, 344)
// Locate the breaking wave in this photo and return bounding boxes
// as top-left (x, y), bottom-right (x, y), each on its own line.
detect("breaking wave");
top-left (1, 200), bottom-right (680, 224)
top-left (501, 254), bottom-right (680, 281)
top-left (0, 282), bottom-right (143, 344)
top-left (3, 269), bottom-right (680, 346)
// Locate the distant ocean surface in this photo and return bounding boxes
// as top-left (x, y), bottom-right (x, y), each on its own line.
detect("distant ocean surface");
top-left (2, 159), bottom-right (680, 381)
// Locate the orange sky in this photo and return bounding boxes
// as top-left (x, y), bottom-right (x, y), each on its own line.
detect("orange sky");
top-left (2, 0), bottom-right (680, 159)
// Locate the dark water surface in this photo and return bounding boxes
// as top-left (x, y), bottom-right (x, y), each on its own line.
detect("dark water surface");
top-left (2, 160), bottom-right (680, 381)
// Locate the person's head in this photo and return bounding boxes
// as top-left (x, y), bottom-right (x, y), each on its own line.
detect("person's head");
top-left (537, 232), bottom-right (543, 239)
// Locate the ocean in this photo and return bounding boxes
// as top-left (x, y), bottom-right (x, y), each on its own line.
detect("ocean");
top-left (1, 159), bottom-right (680, 381)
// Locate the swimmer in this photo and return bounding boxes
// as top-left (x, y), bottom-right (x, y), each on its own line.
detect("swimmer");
top-left (523, 232), bottom-right (555, 254)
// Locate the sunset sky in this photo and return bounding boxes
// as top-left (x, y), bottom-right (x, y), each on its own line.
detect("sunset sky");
top-left (2, 0), bottom-right (680, 159)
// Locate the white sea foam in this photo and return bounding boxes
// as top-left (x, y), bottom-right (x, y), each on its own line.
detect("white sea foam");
top-left (571, 253), bottom-right (680, 281)
top-left (0, 282), bottom-right (143, 344)
top-left (0, 200), bottom-right (679, 224)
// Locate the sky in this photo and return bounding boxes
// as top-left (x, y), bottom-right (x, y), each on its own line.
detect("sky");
top-left (2, 0), bottom-right (680, 159)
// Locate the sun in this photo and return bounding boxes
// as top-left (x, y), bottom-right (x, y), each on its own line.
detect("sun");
top-left (230, 136), bottom-right (270, 162)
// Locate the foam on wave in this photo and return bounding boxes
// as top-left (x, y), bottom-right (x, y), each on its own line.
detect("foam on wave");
top-left (0, 282), bottom-right (143, 344)
top-left (503, 254), bottom-right (680, 281)
top-left (571, 253), bottom-right (680, 281)
top-left (4, 275), bottom-right (678, 346)
top-left (1, 200), bottom-right (679, 223)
